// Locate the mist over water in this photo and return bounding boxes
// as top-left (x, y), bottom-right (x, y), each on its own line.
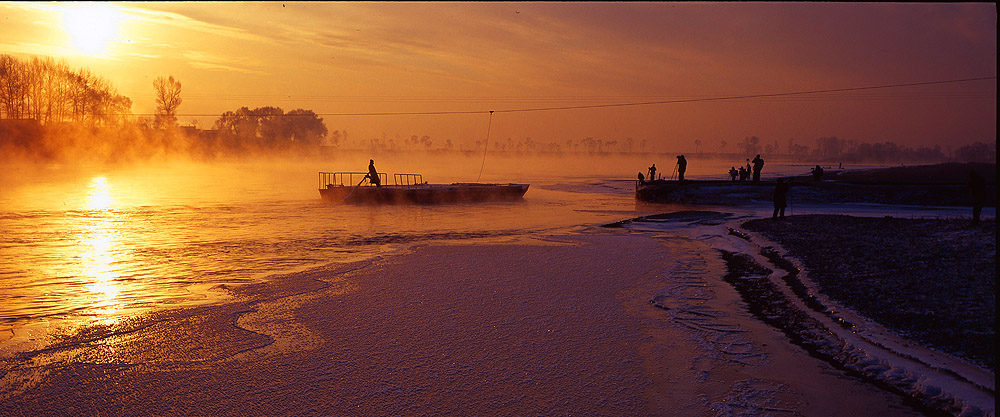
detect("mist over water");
top-left (0, 152), bottom-right (716, 341)
top-left (0, 149), bottom-right (936, 353)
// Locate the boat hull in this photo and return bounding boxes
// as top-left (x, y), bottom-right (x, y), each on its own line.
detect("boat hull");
top-left (320, 183), bottom-right (530, 204)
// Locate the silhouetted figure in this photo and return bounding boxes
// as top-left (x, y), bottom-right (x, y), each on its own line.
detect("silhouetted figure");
top-left (648, 164), bottom-right (657, 181)
top-left (968, 170), bottom-right (986, 225)
top-left (738, 166), bottom-right (748, 181)
top-left (637, 172), bottom-right (645, 185)
top-left (676, 155), bottom-right (687, 181)
top-left (729, 166), bottom-right (738, 181)
top-left (745, 159), bottom-right (752, 179)
top-left (366, 159), bottom-right (381, 187)
top-left (751, 154), bottom-right (764, 182)
top-left (811, 165), bottom-right (824, 181)
top-left (773, 178), bottom-right (790, 219)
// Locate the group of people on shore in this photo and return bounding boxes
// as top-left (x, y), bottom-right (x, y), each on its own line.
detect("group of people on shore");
top-left (637, 155), bottom-right (688, 184)
top-left (728, 154), bottom-right (765, 182)
top-left (539, 153), bottom-right (985, 225)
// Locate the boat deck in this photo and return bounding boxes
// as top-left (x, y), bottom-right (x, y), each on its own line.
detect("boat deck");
top-left (319, 172), bottom-right (529, 204)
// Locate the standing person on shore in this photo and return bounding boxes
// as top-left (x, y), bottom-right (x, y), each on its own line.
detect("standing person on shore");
top-left (729, 166), bottom-right (738, 181)
top-left (676, 155), bottom-right (687, 181)
top-left (648, 164), bottom-right (657, 181)
top-left (773, 178), bottom-right (790, 219)
top-left (752, 154), bottom-right (765, 182)
top-left (968, 170), bottom-right (986, 225)
top-left (811, 165), bottom-right (824, 181)
top-left (365, 159), bottom-right (381, 187)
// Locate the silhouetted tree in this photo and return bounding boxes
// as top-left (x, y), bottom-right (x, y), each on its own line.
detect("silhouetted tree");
top-left (0, 54), bottom-right (130, 125)
top-left (742, 136), bottom-right (760, 155)
top-left (955, 142), bottom-right (997, 163)
top-left (815, 136), bottom-right (843, 158)
top-left (153, 75), bottom-right (182, 128)
top-left (213, 106), bottom-right (326, 152)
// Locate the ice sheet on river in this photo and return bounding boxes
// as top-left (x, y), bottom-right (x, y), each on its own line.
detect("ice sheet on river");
top-left (0, 213), bottom-right (992, 416)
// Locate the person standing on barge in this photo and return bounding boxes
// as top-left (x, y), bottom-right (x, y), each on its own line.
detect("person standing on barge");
top-left (366, 159), bottom-right (381, 187)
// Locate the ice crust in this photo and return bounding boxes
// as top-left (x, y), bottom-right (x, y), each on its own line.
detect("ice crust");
top-left (0, 212), bottom-right (992, 416)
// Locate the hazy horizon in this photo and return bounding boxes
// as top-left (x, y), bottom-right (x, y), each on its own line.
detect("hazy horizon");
top-left (0, 2), bottom-right (995, 155)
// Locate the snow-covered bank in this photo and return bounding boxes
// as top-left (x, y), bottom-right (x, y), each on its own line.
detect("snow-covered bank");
top-left (616, 211), bottom-right (995, 416)
top-left (0, 231), bottom-right (926, 416)
top-left (742, 215), bottom-right (996, 371)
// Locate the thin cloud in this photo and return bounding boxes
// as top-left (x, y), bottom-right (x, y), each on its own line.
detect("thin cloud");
top-left (183, 51), bottom-right (264, 75)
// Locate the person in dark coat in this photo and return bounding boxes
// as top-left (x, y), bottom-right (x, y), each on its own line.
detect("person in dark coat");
top-left (751, 154), bottom-right (765, 182)
top-left (676, 155), bottom-right (687, 181)
top-left (968, 170), bottom-right (986, 225)
top-left (366, 159), bottom-right (381, 187)
top-left (772, 178), bottom-right (790, 219)
top-left (729, 166), bottom-right (738, 181)
top-left (648, 164), bottom-right (657, 181)
top-left (637, 172), bottom-right (645, 185)
top-left (811, 165), bottom-right (824, 181)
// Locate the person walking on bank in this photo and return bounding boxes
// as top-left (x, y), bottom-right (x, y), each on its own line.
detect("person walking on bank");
top-left (968, 170), bottom-right (986, 225)
top-left (773, 178), bottom-right (790, 219)
top-left (676, 155), bottom-right (687, 181)
top-left (752, 154), bottom-right (765, 182)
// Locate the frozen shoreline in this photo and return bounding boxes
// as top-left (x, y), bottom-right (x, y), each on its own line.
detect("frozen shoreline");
top-left (741, 215), bottom-right (996, 371)
top-left (0, 228), bottom-right (938, 416)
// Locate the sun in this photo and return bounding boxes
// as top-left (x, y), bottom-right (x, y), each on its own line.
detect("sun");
top-left (62, 3), bottom-right (125, 55)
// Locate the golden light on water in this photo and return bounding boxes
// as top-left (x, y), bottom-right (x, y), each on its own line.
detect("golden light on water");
top-left (61, 3), bottom-right (124, 56)
top-left (79, 176), bottom-right (124, 320)
top-left (85, 176), bottom-right (114, 210)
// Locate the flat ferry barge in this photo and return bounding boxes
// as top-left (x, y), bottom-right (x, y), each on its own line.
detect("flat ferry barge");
top-left (319, 172), bottom-right (529, 204)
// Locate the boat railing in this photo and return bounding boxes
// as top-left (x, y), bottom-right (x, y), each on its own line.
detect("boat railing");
top-left (319, 171), bottom-right (387, 188)
top-left (394, 173), bottom-right (426, 188)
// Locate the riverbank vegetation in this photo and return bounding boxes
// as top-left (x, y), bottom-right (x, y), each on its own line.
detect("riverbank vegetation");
top-left (2, 53), bottom-right (995, 165)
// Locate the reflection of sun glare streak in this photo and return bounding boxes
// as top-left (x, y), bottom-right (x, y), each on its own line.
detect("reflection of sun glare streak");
top-left (62, 3), bottom-right (124, 55)
top-left (78, 176), bottom-right (126, 320)
top-left (82, 229), bottom-right (122, 317)
top-left (85, 176), bottom-right (114, 210)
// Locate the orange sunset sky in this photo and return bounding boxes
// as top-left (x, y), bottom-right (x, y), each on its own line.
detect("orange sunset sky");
top-left (1, 2), bottom-right (996, 152)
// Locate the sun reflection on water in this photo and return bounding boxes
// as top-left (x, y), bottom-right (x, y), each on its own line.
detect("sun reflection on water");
top-left (85, 176), bottom-right (114, 210)
top-left (78, 176), bottom-right (125, 322)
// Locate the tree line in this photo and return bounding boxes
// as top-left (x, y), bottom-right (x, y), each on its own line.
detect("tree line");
top-left (718, 135), bottom-right (995, 164)
top-left (0, 54), bottom-right (131, 127)
top-left (0, 54), bottom-right (329, 162)
top-left (1, 53), bottom-right (993, 164)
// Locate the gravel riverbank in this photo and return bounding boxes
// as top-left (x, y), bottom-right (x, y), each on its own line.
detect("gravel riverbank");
top-left (741, 215), bottom-right (996, 371)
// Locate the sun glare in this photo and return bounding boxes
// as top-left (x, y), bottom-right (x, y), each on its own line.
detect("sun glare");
top-left (62, 3), bottom-right (124, 56)
top-left (85, 176), bottom-right (114, 210)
